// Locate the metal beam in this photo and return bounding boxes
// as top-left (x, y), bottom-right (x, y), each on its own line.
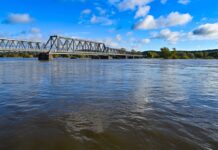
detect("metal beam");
top-left (0, 35), bottom-right (123, 54)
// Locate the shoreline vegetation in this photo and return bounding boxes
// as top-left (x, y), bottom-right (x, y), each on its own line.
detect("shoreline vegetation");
top-left (0, 47), bottom-right (218, 59)
top-left (143, 47), bottom-right (218, 59)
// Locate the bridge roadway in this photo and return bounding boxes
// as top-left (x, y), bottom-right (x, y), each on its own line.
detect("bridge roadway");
top-left (0, 35), bottom-right (143, 60)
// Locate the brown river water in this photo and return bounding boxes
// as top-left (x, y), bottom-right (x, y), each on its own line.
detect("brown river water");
top-left (0, 58), bottom-right (217, 150)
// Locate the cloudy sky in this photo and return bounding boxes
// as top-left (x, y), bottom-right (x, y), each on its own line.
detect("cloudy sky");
top-left (0, 0), bottom-right (218, 51)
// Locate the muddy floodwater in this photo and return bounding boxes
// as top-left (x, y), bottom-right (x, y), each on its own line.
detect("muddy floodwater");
top-left (0, 58), bottom-right (217, 150)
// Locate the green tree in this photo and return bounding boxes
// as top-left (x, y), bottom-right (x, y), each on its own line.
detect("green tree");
top-left (161, 47), bottom-right (171, 59)
top-left (131, 49), bottom-right (136, 54)
top-left (178, 52), bottom-right (190, 59)
top-left (120, 48), bottom-right (126, 54)
top-left (208, 52), bottom-right (218, 59)
top-left (194, 52), bottom-right (204, 58)
top-left (187, 53), bottom-right (195, 59)
top-left (146, 51), bottom-right (160, 58)
top-left (171, 48), bottom-right (178, 59)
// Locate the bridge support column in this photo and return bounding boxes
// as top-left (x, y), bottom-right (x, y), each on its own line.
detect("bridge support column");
top-left (99, 55), bottom-right (113, 59)
top-left (38, 53), bottom-right (53, 61)
top-left (91, 55), bottom-right (100, 59)
top-left (108, 56), bottom-right (113, 59)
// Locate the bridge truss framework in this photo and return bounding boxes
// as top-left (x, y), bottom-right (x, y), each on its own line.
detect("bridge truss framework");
top-left (0, 35), bottom-right (124, 54)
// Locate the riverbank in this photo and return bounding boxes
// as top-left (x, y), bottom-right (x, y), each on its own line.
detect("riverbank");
top-left (1, 48), bottom-right (218, 59)
top-left (143, 48), bottom-right (218, 59)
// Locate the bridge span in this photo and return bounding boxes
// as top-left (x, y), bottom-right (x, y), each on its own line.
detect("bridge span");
top-left (0, 35), bottom-right (143, 60)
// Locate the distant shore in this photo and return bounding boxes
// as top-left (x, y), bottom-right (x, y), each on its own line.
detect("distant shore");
top-left (144, 48), bottom-right (218, 59)
top-left (0, 47), bottom-right (218, 59)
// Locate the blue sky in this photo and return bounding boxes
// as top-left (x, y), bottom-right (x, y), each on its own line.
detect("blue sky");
top-left (0, 0), bottom-right (218, 51)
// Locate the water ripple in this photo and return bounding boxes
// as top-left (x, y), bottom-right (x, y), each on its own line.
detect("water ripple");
top-left (0, 58), bottom-right (217, 150)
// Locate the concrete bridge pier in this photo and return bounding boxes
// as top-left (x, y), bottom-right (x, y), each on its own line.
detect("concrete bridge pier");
top-left (38, 52), bottom-right (53, 61)
top-left (126, 56), bottom-right (134, 59)
top-left (91, 55), bottom-right (114, 59)
top-left (91, 55), bottom-right (100, 59)
top-left (108, 56), bottom-right (113, 59)
top-left (100, 55), bottom-right (113, 59)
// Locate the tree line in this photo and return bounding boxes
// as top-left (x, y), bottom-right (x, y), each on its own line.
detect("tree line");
top-left (142, 47), bottom-right (218, 59)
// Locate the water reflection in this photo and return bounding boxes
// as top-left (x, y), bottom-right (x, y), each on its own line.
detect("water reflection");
top-left (0, 58), bottom-right (217, 150)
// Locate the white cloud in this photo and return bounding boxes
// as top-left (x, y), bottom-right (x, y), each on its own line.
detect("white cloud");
top-left (191, 23), bottom-right (218, 40)
top-left (3, 13), bottom-right (33, 24)
top-left (134, 12), bottom-right (192, 30)
top-left (102, 38), bottom-right (119, 47)
top-left (96, 7), bottom-right (106, 15)
top-left (109, 0), bottom-right (153, 19)
top-left (90, 15), bottom-right (113, 25)
top-left (160, 0), bottom-right (168, 4)
top-left (141, 38), bottom-right (150, 44)
top-left (118, 0), bottom-right (153, 11)
top-left (150, 23), bottom-right (218, 44)
top-left (126, 31), bottom-right (133, 36)
top-left (178, 0), bottom-right (190, 5)
top-left (5, 27), bottom-right (44, 41)
top-left (134, 5), bottom-right (150, 18)
top-left (108, 0), bottom-right (120, 5)
top-left (126, 37), bottom-right (151, 50)
top-left (30, 28), bottom-right (41, 34)
top-left (152, 29), bottom-right (181, 44)
top-left (81, 9), bottom-right (92, 15)
top-left (80, 7), bottom-right (113, 26)
top-left (165, 12), bottom-right (193, 26)
top-left (116, 34), bottom-right (122, 41)
top-left (134, 15), bottom-right (156, 30)
top-left (26, 27), bottom-right (43, 41)
top-left (27, 32), bottom-right (43, 41)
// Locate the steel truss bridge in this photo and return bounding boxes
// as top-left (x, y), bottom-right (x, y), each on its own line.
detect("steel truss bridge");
top-left (0, 35), bottom-right (127, 54)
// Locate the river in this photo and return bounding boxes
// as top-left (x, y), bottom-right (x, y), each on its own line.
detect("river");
top-left (0, 58), bottom-right (217, 150)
